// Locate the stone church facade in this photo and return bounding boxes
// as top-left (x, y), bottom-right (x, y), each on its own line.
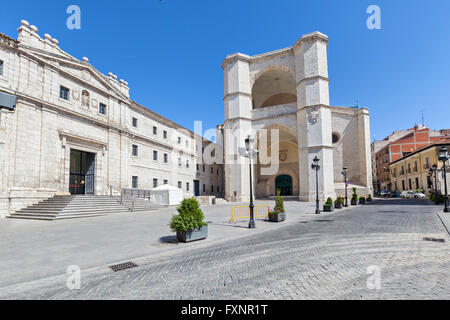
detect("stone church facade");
top-left (0, 21), bottom-right (223, 216)
top-left (219, 31), bottom-right (373, 202)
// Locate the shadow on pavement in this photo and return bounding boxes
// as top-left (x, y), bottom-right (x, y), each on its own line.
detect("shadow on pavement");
top-left (159, 235), bottom-right (179, 244)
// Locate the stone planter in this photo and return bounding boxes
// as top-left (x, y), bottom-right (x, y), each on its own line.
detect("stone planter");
top-left (359, 199), bottom-right (366, 204)
top-left (334, 202), bottom-right (343, 209)
top-left (323, 205), bottom-right (334, 212)
top-left (269, 212), bottom-right (286, 222)
top-left (351, 200), bottom-right (358, 206)
top-left (176, 225), bottom-right (208, 243)
top-left (367, 198), bottom-right (372, 203)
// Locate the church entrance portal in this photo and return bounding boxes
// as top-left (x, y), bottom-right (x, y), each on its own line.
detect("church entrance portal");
top-left (275, 175), bottom-right (293, 196)
top-left (69, 149), bottom-right (95, 195)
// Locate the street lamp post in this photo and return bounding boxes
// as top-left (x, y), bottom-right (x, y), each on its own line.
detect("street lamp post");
top-left (244, 136), bottom-right (258, 228)
top-left (431, 164), bottom-right (438, 204)
top-left (341, 166), bottom-right (349, 207)
top-left (438, 147), bottom-right (449, 213)
top-left (311, 156), bottom-right (321, 214)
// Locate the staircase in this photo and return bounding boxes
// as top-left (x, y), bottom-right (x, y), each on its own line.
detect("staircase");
top-left (9, 195), bottom-right (133, 221)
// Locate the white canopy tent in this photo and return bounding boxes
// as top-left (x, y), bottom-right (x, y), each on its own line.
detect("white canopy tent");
top-left (150, 184), bottom-right (183, 206)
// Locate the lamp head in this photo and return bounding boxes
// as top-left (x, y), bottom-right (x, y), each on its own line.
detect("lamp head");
top-left (313, 156), bottom-right (320, 164)
top-left (245, 136), bottom-right (254, 152)
top-left (432, 163), bottom-right (438, 170)
top-left (438, 147), bottom-right (449, 162)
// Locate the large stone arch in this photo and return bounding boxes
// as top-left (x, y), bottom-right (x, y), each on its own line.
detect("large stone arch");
top-left (251, 66), bottom-right (297, 109)
top-left (254, 123), bottom-right (299, 198)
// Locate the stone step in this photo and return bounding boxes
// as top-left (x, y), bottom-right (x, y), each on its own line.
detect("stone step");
top-left (10, 195), bottom-right (135, 220)
top-left (17, 207), bottom-right (130, 213)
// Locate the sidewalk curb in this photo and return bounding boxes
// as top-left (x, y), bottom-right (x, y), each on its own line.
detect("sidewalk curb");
top-left (436, 211), bottom-right (450, 236)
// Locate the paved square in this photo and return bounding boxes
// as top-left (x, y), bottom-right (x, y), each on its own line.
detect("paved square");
top-left (1, 199), bottom-right (449, 299)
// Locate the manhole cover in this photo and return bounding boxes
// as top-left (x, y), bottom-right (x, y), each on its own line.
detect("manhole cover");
top-left (423, 237), bottom-right (445, 243)
top-left (109, 261), bottom-right (138, 272)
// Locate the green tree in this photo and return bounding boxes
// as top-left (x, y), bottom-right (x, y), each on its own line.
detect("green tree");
top-left (170, 198), bottom-right (207, 232)
top-left (274, 189), bottom-right (285, 213)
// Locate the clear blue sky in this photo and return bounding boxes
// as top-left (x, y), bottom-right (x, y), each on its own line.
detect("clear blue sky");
top-left (1, 0), bottom-right (449, 140)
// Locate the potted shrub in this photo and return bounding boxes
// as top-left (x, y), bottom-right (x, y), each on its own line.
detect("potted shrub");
top-left (359, 196), bottom-right (366, 204)
top-left (323, 197), bottom-right (334, 212)
top-left (269, 189), bottom-right (286, 222)
top-left (367, 194), bottom-right (373, 203)
top-left (351, 188), bottom-right (358, 206)
top-left (334, 197), bottom-right (344, 209)
top-left (170, 198), bottom-right (208, 243)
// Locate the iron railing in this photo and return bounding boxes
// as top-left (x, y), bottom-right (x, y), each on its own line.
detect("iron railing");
top-left (120, 188), bottom-right (152, 212)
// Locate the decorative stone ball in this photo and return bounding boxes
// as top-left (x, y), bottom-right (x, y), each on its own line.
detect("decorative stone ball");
top-left (30, 25), bottom-right (38, 33)
top-left (44, 34), bottom-right (52, 41)
top-left (82, 57), bottom-right (89, 63)
top-left (51, 38), bottom-right (59, 45)
top-left (21, 20), bottom-right (30, 28)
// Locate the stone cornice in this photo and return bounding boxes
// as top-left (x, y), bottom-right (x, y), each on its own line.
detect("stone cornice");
top-left (297, 104), bottom-right (332, 112)
top-left (296, 75), bottom-right (329, 87)
top-left (129, 132), bottom-right (175, 152)
top-left (223, 92), bottom-right (252, 101)
top-left (223, 116), bottom-right (253, 125)
top-left (293, 31), bottom-right (329, 50)
top-left (58, 130), bottom-right (108, 148)
top-left (221, 53), bottom-right (251, 70)
top-left (17, 47), bottom-right (130, 104)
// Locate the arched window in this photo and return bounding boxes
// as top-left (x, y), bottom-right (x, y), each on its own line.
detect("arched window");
top-left (81, 90), bottom-right (90, 107)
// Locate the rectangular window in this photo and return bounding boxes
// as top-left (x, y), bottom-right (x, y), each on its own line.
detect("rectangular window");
top-left (163, 179), bottom-right (168, 185)
top-left (178, 137), bottom-right (181, 144)
top-left (60, 86), bottom-right (70, 100)
top-left (153, 126), bottom-right (157, 135)
top-left (132, 117), bottom-right (138, 127)
top-left (99, 103), bottom-right (107, 115)
top-left (211, 167), bottom-right (213, 174)
top-left (153, 150), bottom-right (158, 161)
top-left (163, 130), bottom-right (167, 139)
top-left (132, 145), bottom-right (138, 157)
top-left (164, 153), bottom-right (168, 163)
top-left (178, 181), bottom-right (182, 189)
top-left (203, 184), bottom-right (206, 192)
top-left (186, 182), bottom-right (190, 191)
top-left (178, 158), bottom-right (182, 167)
top-left (186, 160), bottom-right (189, 168)
top-left (186, 140), bottom-right (189, 147)
top-left (211, 185), bottom-right (214, 193)
top-left (153, 179), bottom-right (158, 188)
top-left (203, 165), bottom-right (205, 172)
top-left (0, 60), bottom-right (3, 76)
top-left (217, 186), bottom-right (220, 193)
top-left (132, 176), bottom-right (138, 189)
top-left (217, 169), bottom-right (219, 175)
top-left (197, 164), bottom-right (199, 171)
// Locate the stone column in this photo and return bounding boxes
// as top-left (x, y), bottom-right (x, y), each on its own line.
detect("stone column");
top-left (222, 53), bottom-right (253, 202)
top-left (294, 32), bottom-right (336, 201)
top-left (358, 108), bottom-right (373, 194)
